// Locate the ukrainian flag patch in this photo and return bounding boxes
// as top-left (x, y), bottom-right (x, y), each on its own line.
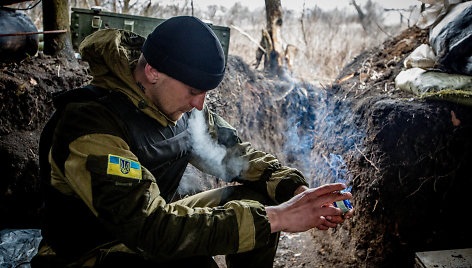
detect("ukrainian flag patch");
top-left (107, 154), bottom-right (142, 180)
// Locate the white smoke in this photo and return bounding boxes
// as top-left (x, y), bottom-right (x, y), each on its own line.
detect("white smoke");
top-left (280, 83), bottom-right (366, 188)
top-left (188, 109), bottom-right (227, 178)
top-left (178, 109), bottom-right (248, 195)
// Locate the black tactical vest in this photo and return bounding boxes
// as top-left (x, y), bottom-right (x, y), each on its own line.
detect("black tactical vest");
top-left (38, 85), bottom-right (192, 259)
top-left (100, 89), bottom-right (192, 202)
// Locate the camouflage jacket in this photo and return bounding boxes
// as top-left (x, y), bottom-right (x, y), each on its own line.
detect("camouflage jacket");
top-left (44, 29), bottom-right (308, 262)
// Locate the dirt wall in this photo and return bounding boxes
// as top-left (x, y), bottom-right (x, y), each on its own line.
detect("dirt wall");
top-left (0, 54), bottom-right (89, 229)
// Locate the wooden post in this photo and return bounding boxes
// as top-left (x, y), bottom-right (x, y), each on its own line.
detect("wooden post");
top-left (42, 0), bottom-right (75, 60)
top-left (262, 0), bottom-right (284, 75)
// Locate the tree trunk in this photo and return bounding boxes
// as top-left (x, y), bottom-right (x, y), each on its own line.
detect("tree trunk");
top-left (42, 0), bottom-right (75, 61)
top-left (123, 0), bottom-right (130, 13)
top-left (262, 0), bottom-right (284, 75)
top-left (143, 0), bottom-right (152, 17)
top-left (351, 0), bottom-right (369, 32)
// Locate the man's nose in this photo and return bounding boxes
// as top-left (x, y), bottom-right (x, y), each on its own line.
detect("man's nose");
top-left (191, 92), bottom-right (206, 111)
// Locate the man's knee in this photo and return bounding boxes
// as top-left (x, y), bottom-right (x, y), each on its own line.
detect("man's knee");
top-left (219, 185), bottom-right (274, 206)
top-left (175, 185), bottom-right (274, 208)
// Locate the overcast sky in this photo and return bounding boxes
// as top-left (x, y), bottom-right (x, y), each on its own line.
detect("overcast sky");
top-left (193, 0), bottom-right (419, 11)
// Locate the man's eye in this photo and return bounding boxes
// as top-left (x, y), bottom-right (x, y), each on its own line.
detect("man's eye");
top-left (190, 89), bottom-right (203, 96)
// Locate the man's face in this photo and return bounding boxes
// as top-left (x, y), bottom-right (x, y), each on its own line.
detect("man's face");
top-left (145, 71), bottom-right (207, 121)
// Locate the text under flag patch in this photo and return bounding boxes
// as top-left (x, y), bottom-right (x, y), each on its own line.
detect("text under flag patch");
top-left (107, 154), bottom-right (142, 180)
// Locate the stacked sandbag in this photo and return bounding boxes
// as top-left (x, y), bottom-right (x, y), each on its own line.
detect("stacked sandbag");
top-left (395, 0), bottom-right (472, 106)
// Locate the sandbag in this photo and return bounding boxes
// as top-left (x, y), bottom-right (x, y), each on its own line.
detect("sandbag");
top-left (0, 7), bottom-right (39, 62)
top-left (429, 1), bottom-right (472, 75)
top-left (414, 0), bottom-right (465, 29)
top-left (403, 44), bottom-right (437, 69)
top-left (395, 68), bottom-right (472, 106)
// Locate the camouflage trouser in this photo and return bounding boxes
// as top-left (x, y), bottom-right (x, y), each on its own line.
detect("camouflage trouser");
top-left (32, 185), bottom-right (279, 268)
top-left (173, 185), bottom-right (280, 268)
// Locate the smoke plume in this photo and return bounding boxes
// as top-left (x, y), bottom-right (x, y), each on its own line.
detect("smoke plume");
top-left (279, 82), bottom-right (364, 188)
top-left (178, 109), bottom-right (248, 195)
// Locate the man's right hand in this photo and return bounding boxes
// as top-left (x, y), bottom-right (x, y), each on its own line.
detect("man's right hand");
top-left (265, 183), bottom-right (353, 233)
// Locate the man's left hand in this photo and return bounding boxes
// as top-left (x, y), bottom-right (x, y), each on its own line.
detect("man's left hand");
top-left (293, 185), bottom-right (353, 229)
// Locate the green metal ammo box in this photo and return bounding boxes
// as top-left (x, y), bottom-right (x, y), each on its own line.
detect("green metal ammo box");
top-left (70, 7), bottom-right (230, 64)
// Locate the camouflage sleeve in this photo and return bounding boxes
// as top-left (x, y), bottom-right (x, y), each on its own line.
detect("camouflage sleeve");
top-left (50, 101), bottom-right (272, 260)
top-left (190, 106), bottom-right (309, 204)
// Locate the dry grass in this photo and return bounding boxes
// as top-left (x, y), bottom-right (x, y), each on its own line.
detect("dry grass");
top-left (228, 7), bottom-right (408, 84)
top-left (15, 1), bottom-right (411, 84)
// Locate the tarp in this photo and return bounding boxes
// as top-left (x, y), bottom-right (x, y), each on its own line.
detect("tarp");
top-left (0, 229), bottom-right (42, 268)
top-left (429, 1), bottom-right (472, 75)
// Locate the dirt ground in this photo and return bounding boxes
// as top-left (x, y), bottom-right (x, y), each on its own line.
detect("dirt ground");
top-left (1, 26), bottom-right (472, 267)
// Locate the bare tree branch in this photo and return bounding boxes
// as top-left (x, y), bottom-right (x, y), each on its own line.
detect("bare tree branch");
top-left (300, 0), bottom-right (308, 47)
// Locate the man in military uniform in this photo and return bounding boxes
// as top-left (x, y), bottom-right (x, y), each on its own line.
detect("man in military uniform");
top-left (38, 16), bottom-right (353, 267)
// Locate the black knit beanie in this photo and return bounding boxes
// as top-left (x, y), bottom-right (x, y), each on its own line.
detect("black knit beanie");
top-left (142, 16), bottom-right (225, 91)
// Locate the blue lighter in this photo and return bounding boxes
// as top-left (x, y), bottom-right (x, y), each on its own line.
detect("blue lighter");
top-left (333, 198), bottom-right (352, 213)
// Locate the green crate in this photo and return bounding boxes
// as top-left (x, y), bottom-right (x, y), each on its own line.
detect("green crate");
top-left (70, 7), bottom-right (230, 64)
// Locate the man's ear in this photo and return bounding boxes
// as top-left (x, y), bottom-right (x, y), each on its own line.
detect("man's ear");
top-left (144, 64), bottom-right (159, 84)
